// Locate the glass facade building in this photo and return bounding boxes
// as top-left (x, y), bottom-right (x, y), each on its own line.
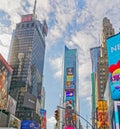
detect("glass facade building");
top-left (8, 13), bottom-right (48, 124)
top-left (62, 46), bottom-right (80, 129)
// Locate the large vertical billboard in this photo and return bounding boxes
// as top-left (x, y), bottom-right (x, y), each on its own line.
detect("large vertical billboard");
top-left (64, 46), bottom-right (76, 90)
top-left (106, 33), bottom-right (120, 100)
top-left (8, 114), bottom-right (21, 129)
top-left (63, 46), bottom-right (77, 128)
top-left (40, 109), bottom-right (46, 129)
top-left (113, 101), bottom-right (120, 129)
top-left (97, 100), bottom-right (109, 128)
top-left (0, 54), bottom-right (13, 110)
top-left (7, 95), bottom-right (17, 115)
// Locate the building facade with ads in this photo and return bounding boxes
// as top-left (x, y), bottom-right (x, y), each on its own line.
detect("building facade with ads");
top-left (106, 33), bottom-right (120, 100)
top-left (0, 54), bottom-right (13, 110)
top-left (111, 101), bottom-right (120, 129)
top-left (90, 47), bottom-right (100, 128)
top-left (97, 100), bottom-right (109, 129)
top-left (0, 54), bottom-right (13, 127)
top-left (62, 46), bottom-right (80, 129)
top-left (8, 1), bottom-right (48, 125)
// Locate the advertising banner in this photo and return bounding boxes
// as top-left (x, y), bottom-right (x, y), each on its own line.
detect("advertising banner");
top-left (106, 33), bottom-right (120, 100)
top-left (36, 99), bottom-right (40, 116)
top-left (64, 126), bottom-right (74, 129)
top-left (97, 100), bottom-right (109, 128)
top-left (7, 95), bottom-right (17, 115)
top-left (8, 114), bottom-right (21, 129)
top-left (40, 109), bottom-right (46, 129)
top-left (21, 120), bottom-right (40, 129)
top-left (23, 92), bottom-right (37, 110)
top-left (113, 101), bottom-right (120, 129)
top-left (64, 47), bottom-right (76, 90)
top-left (0, 69), bottom-right (7, 110)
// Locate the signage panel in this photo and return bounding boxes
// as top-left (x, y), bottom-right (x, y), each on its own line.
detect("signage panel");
top-left (106, 33), bottom-right (120, 100)
top-left (23, 92), bottom-right (37, 110)
top-left (97, 100), bottom-right (109, 128)
top-left (64, 47), bottom-right (76, 90)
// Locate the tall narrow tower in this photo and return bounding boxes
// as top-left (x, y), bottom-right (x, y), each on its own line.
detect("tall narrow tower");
top-left (62, 46), bottom-right (81, 129)
top-left (97, 17), bottom-right (115, 100)
top-left (8, 0), bottom-right (48, 126)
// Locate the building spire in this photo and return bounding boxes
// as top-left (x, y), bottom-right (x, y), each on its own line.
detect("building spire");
top-left (33, 0), bottom-right (37, 16)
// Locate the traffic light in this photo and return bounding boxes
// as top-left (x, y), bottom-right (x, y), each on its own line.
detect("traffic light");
top-left (54, 109), bottom-right (60, 121)
top-left (72, 113), bottom-right (76, 122)
top-left (57, 109), bottom-right (60, 121)
top-left (54, 109), bottom-right (58, 121)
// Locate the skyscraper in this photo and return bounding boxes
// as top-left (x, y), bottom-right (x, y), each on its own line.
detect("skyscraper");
top-left (62, 46), bottom-right (80, 129)
top-left (8, 0), bottom-right (48, 126)
top-left (97, 17), bottom-right (115, 100)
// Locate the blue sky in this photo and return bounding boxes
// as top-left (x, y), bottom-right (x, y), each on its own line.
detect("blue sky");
top-left (0, 0), bottom-right (120, 128)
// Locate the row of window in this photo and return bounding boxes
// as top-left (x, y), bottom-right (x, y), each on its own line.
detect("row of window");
top-left (16, 22), bottom-right (34, 29)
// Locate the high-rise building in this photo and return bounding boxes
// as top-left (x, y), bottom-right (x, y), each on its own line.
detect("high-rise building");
top-left (62, 46), bottom-right (81, 129)
top-left (97, 17), bottom-right (115, 100)
top-left (8, 0), bottom-right (48, 126)
top-left (90, 46), bottom-right (100, 128)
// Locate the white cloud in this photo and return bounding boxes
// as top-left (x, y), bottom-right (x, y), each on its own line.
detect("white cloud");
top-left (0, 0), bottom-right (119, 128)
top-left (49, 56), bottom-right (63, 79)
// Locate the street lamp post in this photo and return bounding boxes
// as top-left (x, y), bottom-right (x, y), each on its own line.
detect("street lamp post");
top-left (57, 105), bottom-right (95, 129)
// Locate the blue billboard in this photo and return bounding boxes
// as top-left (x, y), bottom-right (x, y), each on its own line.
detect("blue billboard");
top-left (106, 33), bottom-right (120, 100)
top-left (21, 120), bottom-right (40, 129)
top-left (64, 46), bottom-right (77, 90)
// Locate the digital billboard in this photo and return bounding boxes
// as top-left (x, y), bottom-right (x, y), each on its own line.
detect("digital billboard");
top-left (64, 46), bottom-right (76, 90)
top-left (97, 100), bottom-right (109, 128)
top-left (106, 33), bottom-right (120, 100)
top-left (0, 54), bottom-right (13, 110)
top-left (113, 101), bottom-right (120, 129)
top-left (21, 120), bottom-right (40, 129)
top-left (7, 95), bottom-right (17, 115)
top-left (23, 92), bottom-right (37, 110)
top-left (40, 109), bottom-right (46, 129)
top-left (21, 14), bottom-right (33, 22)
top-left (8, 114), bottom-right (21, 129)
top-left (64, 126), bottom-right (74, 129)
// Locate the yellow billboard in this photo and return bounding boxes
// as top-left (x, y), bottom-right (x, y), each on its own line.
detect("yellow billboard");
top-left (97, 100), bottom-right (109, 128)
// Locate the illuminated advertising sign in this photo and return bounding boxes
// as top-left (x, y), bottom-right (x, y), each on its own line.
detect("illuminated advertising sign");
top-left (106, 33), bottom-right (120, 100)
top-left (23, 92), bottom-right (37, 110)
top-left (66, 91), bottom-right (74, 97)
top-left (7, 95), bottom-right (17, 115)
top-left (0, 54), bottom-right (13, 110)
top-left (8, 114), bottom-right (21, 129)
top-left (21, 14), bottom-right (33, 22)
top-left (36, 99), bottom-right (40, 116)
top-left (97, 100), bottom-right (109, 128)
top-left (40, 109), bottom-right (46, 129)
top-left (64, 126), bottom-right (74, 129)
top-left (64, 46), bottom-right (76, 90)
top-left (113, 101), bottom-right (120, 129)
top-left (21, 120), bottom-right (40, 129)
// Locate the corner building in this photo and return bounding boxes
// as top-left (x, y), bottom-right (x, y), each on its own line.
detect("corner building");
top-left (8, 12), bottom-right (48, 125)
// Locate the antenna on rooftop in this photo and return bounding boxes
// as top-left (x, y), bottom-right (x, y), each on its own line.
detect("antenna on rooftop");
top-left (33, 0), bottom-right (37, 16)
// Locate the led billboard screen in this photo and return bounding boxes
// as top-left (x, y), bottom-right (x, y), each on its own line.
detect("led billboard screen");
top-left (113, 101), bottom-right (120, 129)
top-left (64, 47), bottom-right (76, 90)
top-left (7, 95), bottom-right (17, 115)
top-left (21, 120), bottom-right (40, 129)
top-left (23, 92), bottom-right (37, 110)
top-left (106, 33), bottom-right (120, 100)
top-left (97, 100), bottom-right (109, 128)
top-left (64, 126), bottom-right (74, 129)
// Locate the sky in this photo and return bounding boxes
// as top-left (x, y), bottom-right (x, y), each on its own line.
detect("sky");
top-left (0, 0), bottom-right (120, 128)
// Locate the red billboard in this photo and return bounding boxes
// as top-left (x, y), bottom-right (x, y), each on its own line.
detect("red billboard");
top-left (64, 126), bottom-right (74, 129)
